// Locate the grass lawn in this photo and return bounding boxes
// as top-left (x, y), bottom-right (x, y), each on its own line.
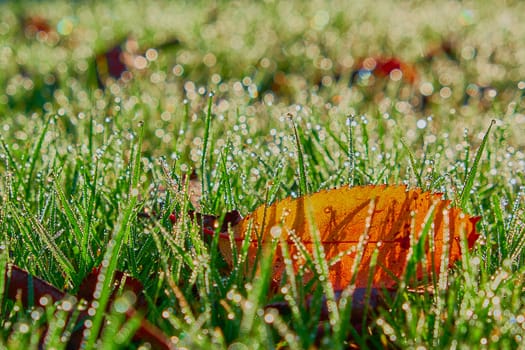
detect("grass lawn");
top-left (0, 0), bottom-right (524, 349)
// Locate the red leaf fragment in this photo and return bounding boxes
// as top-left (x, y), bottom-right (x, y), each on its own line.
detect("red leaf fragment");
top-left (23, 16), bottom-right (53, 36)
top-left (96, 41), bottom-right (129, 87)
top-left (76, 266), bottom-right (147, 310)
top-left (352, 56), bottom-right (418, 85)
top-left (5, 264), bottom-right (64, 305)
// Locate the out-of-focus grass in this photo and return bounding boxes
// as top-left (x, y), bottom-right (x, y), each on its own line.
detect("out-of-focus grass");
top-left (0, 0), bottom-right (524, 348)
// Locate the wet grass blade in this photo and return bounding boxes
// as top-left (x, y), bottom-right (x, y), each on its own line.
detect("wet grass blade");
top-left (25, 115), bottom-right (52, 201)
top-left (84, 123), bottom-right (143, 349)
top-left (201, 92), bottom-right (214, 206)
top-left (54, 177), bottom-right (89, 272)
top-left (459, 120), bottom-right (495, 209)
top-left (289, 114), bottom-right (309, 196)
top-left (10, 201), bottom-right (75, 285)
top-left (347, 116), bottom-right (356, 186)
top-left (401, 137), bottom-right (423, 188)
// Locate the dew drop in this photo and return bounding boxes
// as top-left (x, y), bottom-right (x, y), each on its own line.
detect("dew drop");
top-left (264, 312), bottom-right (275, 324)
top-left (416, 119), bottom-right (427, 129)
top-left (270, 225), bottom-right (282, 238)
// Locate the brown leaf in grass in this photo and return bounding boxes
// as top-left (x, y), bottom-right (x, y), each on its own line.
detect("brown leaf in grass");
top-left (76, 266), bottom-right (147, 310)
top-left (178, 170), bottom-right (203, 211)
top-left (3, 264), bottom-right (173, 350)
top-left (5, 264), bottom-right (64, 305)
top-left (95, 36), bottom-right (180, 88)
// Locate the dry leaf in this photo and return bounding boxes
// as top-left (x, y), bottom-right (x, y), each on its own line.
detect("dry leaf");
top-left (95, 37), bottom-right (180, 88)
top-left (3, 264), bottom-right (173, 350)
top-left (218, 185), bottom-right (479, 290)
top-left (168, 170), bottom-right (202, 211)
top-left (181, 170), bottom-right (203, 211)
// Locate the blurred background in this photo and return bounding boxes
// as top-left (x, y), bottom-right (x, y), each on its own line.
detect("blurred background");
top-left (1, 0), bottom-right (524, 159)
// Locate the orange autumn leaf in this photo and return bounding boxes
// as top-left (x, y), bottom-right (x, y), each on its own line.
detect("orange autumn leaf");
top-left (219, 185), bottom-right (479, 290)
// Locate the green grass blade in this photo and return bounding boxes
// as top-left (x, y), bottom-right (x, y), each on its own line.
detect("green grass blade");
top-left (54, 176), bottom-right (88, 271)
top-left (400, 137), bottom-right (423, 188)
top-left (25, 115), bottom-right (52, 201)
top-left (84, 123), bottom-right (143, 349)
top-left (289, 114), bottom-right (309, 196)
top-left (201, 92), bottom-right (214, 206)
top-left (10, 201), bottom-right (75, 284)
top-left (347, 116), bottom-right (356, 186)
top-left (219, 151), bottom-right (236, 210)
top-left (239, 240), bottom-right (276, 337)
top-left (459, 120), bottom-right (495, 209)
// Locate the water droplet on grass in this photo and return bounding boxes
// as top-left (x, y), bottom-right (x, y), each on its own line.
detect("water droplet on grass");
top-left (416, 119), bottom-right (427, 129)
top-left (270, 225), bottom-right (282, 238)
top-left (263, 311), bottom-right (275, 323)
